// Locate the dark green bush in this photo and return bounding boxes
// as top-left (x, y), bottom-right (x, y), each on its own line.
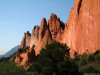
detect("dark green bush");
top-left (0, 62), bottom-right (26, 75)
top-left (95, 55), bottom-right (100, 62)
top-left (93, 50), bottom-right (100, 56)
top-left (28, 42), bottom-right (80, 75)
top-left (41, 66), bottom-right (54, 75)
top-left (57, 60), bottom-right (80, 75)
top-left (87, 54), bottom-right (95, 62)
top-left (28, 62), bottom-right (41, 73)
top-left (32, 44), bottom-right (35, 48)
top-left (74, 52), bottom-right (81, 62)
top-left (80, 66), bottom-right (99, 73)
top-left (78, 53), bottom-right (88, 66)
top-left (18, 46), bottom-right (30, 54)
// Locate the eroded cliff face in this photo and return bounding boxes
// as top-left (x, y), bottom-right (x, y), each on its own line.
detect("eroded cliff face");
top-left (19, 26), bottom-right (40, 49)
top-left (34, 18), bottom-right (53, 55)
top-left (48, 13), bottom-right (65, 42)
top-left (19, 31), bottom-right (31, 49)
top-left (30, 26), bottom-right (40, 48)
top-left (63, 0), bottom-right (100, 55)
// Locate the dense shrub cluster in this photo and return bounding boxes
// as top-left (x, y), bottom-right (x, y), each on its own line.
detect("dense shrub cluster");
top-left (18, 46), bottom-right (30, 54)
top-left (73, 50), bottom-right (100, 74)
top-left (28, 42), bottom-right (80, 75)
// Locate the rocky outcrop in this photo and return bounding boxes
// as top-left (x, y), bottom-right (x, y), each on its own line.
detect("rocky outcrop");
top-left (63, 0), bottom-right (100, 56)
top-left (15, 53), bottom-right (22, 63)
top-left (19, 26), bottom-right (40, 49)
top-left (19, 14), bottom-right (64, 55)
top-left (19, 31), bottom-right (31, 49)
top-left (15, 48), bottom-right (36, 69)
top-left (48, 13), bottom-right (65, 42)
top-left (35, 18), bottom-right (53, 55)
top-left (30, 26), bottom-right (40, 48)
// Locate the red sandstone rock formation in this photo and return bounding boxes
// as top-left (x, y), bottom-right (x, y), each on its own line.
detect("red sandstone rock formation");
top-left (48, 13), bottom-right (65, 42)
top-left (15, 48), bottom-right (36, 69)
top-left (30, 26), bottom-right (40, 48)
top-left (19, 14), bottom-right (65, 53)
top-left (19, 31), bottom-right (31, 49)
top-left (19, 26), bottom-right (40, 49)
top-left (35, 18), bottom-right (53, 55)
top-left (63, 0), bottom-right (100, 56)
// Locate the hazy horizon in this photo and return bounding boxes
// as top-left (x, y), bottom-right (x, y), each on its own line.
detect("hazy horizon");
top-left (0, 0), bottom-right (74, 55)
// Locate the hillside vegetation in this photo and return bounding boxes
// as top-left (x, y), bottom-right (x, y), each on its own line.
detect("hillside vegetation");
top-left (0, 42), bottom-right (100, 75)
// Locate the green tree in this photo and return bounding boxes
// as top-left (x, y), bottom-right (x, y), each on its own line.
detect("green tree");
top-left (87, 54), bottom-right (95, 62)
top-left (28, 42), bottom-right (80, 75)
top-left (73, 52), bottom-right (81, 62)
top-left (57, 60), bottom-right (80, 75)
top-left (93, 50), bottom-right (100, 56)
top-left (95, 55), bottom-right (100, 62)
top-left (79, 53), bottom-right (88, 66)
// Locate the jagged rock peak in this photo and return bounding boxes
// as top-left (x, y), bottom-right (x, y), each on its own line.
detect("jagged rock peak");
top-left (48, 13), bottom-right (65, 42)
top-left (50, 13), bottom-right (57, 21)
top-left (30, 25), bottom-right (40, 47)
top-left (39, 18), bottom-right (48, 39)
top-left (25, 31), bottom-right (31, 36)
top-left (19, 31), bottom-right (31, 49)
top-left (49, 13), bottom-right (63, 22)
top-left (34, 17), bottom-right (53, 55)
top-left (33, 25), bottom-right (40, 30)
top-left (41, 18), bottom-right (48, 27)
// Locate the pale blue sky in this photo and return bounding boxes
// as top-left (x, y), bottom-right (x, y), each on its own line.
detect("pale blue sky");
top-left (0, 0), bottom-right (74, 55)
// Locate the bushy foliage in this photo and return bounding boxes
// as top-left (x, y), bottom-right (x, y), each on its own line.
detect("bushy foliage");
top-left (32, 44), bottom-right (35, 48)
top-left (57, 60), bottom-right (79, 75)
top-left (0, 57), bottom-right (10, 62)
top-left (78, 53), bottom-right (88, 66)
top-left (0, 62), bottom-right (26, 75)
top-left (93, 50), bottom-right (100, 55)
top-left (73, 52), bottom-right (81, 62)
top-left (28, 42), bottom-right (80, 75)
top-left (80, 64), bottom-right (100, 73)
top-left (18, 46), bottom-right (30, 54)
top-left (87, 54), bottom-right (95, 62)
top-left (74, 50), bottom-right (100, 74)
